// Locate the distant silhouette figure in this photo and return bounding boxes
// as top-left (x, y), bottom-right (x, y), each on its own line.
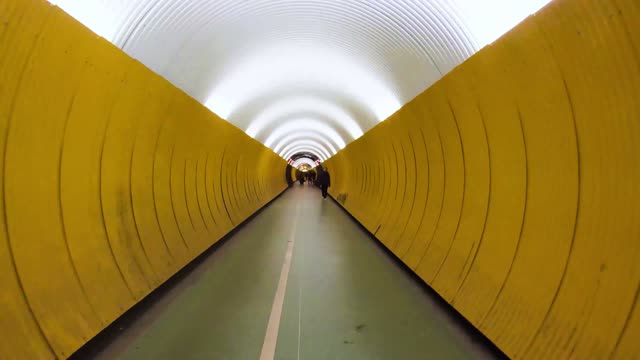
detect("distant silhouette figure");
top-left (295, 169), bottom-right (305, 185)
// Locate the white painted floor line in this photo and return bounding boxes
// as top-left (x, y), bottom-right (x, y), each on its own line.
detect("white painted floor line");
top-left (259, 202), bottom-right (301, 360)
top-left (297, 279), bottom-right (302, 360)
top-left (297, 199), bottom-right (305, 360)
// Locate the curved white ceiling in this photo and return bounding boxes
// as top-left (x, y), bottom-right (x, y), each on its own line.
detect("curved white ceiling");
top-left (49, 0), bottom-right (552, 159)
top-left (283, 145), bottom-right (328, 161)
top-left (280, 140), bottom-right (332, 160)
top-left (274, 132), bottom-right (339, 156)
top-left (291, 158), bottom-right (318, 169)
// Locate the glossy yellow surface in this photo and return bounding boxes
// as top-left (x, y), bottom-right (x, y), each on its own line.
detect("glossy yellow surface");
top-left (326, 0), bottom-right (640, 358)
top-left (0, 1), bottom-right (285, 358)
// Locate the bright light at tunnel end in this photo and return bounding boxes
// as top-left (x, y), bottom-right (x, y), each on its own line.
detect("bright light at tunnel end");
top-left (265, 119), bottom-right (346, 150)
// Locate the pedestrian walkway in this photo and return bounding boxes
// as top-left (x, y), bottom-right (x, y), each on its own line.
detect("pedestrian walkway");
top-left (86, 185), bottom-right (497, 360)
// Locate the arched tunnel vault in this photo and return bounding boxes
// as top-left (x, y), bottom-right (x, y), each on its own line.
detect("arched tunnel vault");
top-left (325, 0), bottom-right (640, 359)
top-left (0, 1), bottom-right (286, 358)
top-left (5, 0), bottom-right (637, 359)
top-left (47, 0), bottom-right (551, 159)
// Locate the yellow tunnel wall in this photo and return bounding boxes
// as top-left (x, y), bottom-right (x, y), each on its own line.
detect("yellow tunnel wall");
top-left (0, 0), bottom-right (286, 358)
top-left (325, 0), bottom-right (640, 358)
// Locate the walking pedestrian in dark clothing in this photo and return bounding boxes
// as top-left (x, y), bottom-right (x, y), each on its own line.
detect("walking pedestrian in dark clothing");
top-left (295, 169), bottom-right (304, 185)
top-left (318, 168), bottom-right (331, 199)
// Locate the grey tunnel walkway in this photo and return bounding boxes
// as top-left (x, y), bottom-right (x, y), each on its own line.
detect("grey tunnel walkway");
top-left (85, 185), bottom-right (498, 360)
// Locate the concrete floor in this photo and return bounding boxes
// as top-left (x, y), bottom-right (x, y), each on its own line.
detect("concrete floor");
top-left (87, 185), bottom-right (499, 360)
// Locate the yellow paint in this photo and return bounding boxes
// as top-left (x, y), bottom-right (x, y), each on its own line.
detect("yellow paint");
top-left (325, 0), bottom-right (640, 358)
top-left (0, 0), bottom-right (286, 358)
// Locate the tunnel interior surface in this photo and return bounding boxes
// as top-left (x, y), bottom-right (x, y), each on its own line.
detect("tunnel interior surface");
top-left (325, 0), bottom-right (640, 358)
top-left (1, 0), bottom-right (639, 359)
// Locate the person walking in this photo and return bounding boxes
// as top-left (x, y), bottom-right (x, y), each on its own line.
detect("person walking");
top-left (318, 167), bottom-right (331, 199)
top-left (296, 169), bottom-right (304, 185)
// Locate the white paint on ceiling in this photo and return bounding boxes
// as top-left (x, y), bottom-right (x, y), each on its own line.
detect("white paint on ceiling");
top-left (48, 0), bottom-right (552, 160)
top-left (291, 157), bottom-right (318, 169)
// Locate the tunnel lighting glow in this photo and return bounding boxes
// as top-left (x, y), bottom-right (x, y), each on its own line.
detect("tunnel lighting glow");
top-left (46, 0), bottom-right (122, 41)
top-left (48, 0), bottom-right (552, 153)
top-left (205, 93), bottom-right (234, 120)
top-left (245, 95), bottom-right (365, 141)
top-left (453, 0), bottom-right (553, 47)
top-left (273, 132), bottom-right (339, 155)
top-left (264, 119), bottom-right (347, 150)
top-left (209, 44), bottom-right (401, 124)
top-left (284, 146), bottom-right (327, 161)
top-left (280, 140), bottom-right (331, 160)
top-left (284, 147), bottom-right (327, 161)
top-left (291, 158), bottom-right (317, 169)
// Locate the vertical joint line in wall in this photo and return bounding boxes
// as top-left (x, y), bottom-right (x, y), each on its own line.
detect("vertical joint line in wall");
top-left (373, 149), bottom-right (383, 216)
top-left (194, 157), bottom-right (210, 232)
top-left (219, 149), bottom-right (234, 226)
top-left (415, 122), bottom-right (447, 270)
top-left (522, 73), bottom-right (582, 358)
top-left (366, 155), bottom-right (374, 211)
top-left (246, 164), bottom-right (252, 206)
top-left (239, 158), bottom-right (250, 211)
top-left (99, 70), bottom-right (137, 299)
top-left (203, 153), bottom-right (218, 227)
top-left (401, 141), bottom-right (409, 216)
top-left (380, 141), bottom-right (398, 235)
top-left (432, 99), bottom-right (466, 283)
top-left (245, 162), bottom-right (253, 206)
top-left (59, 89), bottom-right (102, 325)
top-left (390, 141), bottom-right (409, 250)
top-left (169, 145), bottom-right (190, 250)
top-left (245, 166), bottom-right (252, 205)
top-left (369, 160), bottom-right (375, 199)
top-left (452, 99), bottom-right (492, 302)
top-left (232, 158), bottom-right (242, 218)
top-left (210, 152), bottom-right (225, 224)
top-left (612, 283), bottom-right (640, 355)
top-left (253, 166), bottom-right (260, 203)
top-left (242, 165), bottom-right (250, 206)
top-left (398, 142), bottom-right (409, 238)
top-left (370, 159), bottom-right (376, 200)
top-left (401, 128), bottom-right (431, 260)
top-left (234, 157), bottom-right (241, 217)
top-left (249, 166), bottom-right (259, 205)
top-left (151, 108), bottom-right (175, 261)
top-left (360, 163), bottom-right (366, 196)
top-left (375, 149), bottom-right (388, 227)
top-left (129, 129), bottom-right (159, 283)
top-left (0, 8), bottom-right (84, 352)
top-left (480, 106), bottom-right (529, 326)
top-left (183, 159), bottom-right (196, 230)
top-left (392, 143), bottom-right (400, 201)
top-left (363, 162), bottom-right (369, 197)
top-left (396, 133), bottom-right (419, 246)
top-left (379, 142), bottom-right (400, 238)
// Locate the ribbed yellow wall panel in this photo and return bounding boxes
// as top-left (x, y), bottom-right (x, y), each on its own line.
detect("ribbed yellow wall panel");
top-left (326, 0), bottom-right (640, 358)
top-left (0, 0), bottom-right (286, 358)
top-left (0, 2), bottom-right (58, 358)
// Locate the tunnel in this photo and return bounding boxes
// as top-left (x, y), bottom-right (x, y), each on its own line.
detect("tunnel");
top-left (1, 0), bottom-right (639, 359)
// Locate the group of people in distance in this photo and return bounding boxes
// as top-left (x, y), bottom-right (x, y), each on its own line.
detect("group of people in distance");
top-left (295, 167), bottom-right (331, 199)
